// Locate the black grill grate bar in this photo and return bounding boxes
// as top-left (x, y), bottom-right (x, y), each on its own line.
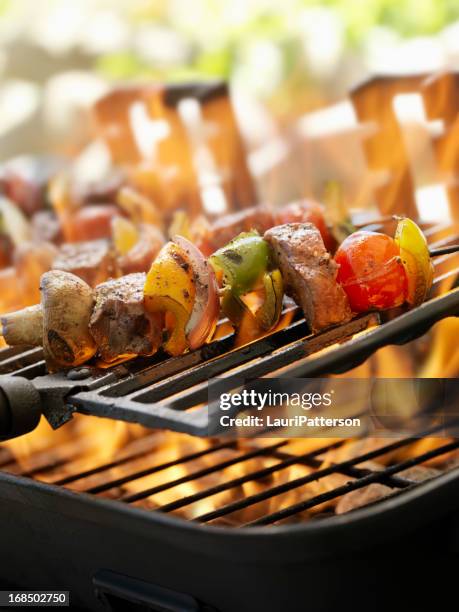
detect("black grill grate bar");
top-left (0, 347), bottom-right (44, 376)
top-left (270, 287), bottom-right (459, 379)
top-left (95, 333), bottom-right (236, 399)
top-left (76, 306), bottom-right (299, 402)
top-left (152, 314), bottom-right (377, 413)
top-left (0, 345), bottom-right (33, 362)
top-left (156, 440), bottom-right (346, 514)
top-left (17, 455), bottom-right (79, 478)
top-left (245, 438), bottom-right (459, 526)
top-left (120, 441), bottom-right (288, 503)
top-left (271, 449), bottom-right (412, 488)
top-left (124, 315), bottom-right (307, 405)
top-left (52, 433), bottom-right (163, 486)
top-left (85, 438), bottom-right (238, 494)
top-left (12, 361), bottom-right (47, 379)
top-left (194, 423), bottom-right (451, 523)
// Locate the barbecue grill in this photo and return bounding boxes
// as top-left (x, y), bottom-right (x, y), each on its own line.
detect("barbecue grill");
top-left (1, 219), bottom-right (459, 610)
top-left (1, 415), bottom-right (459, 611)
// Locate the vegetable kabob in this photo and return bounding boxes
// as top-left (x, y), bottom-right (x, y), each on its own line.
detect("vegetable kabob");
top-left (0, 216), bottom-right (445, 372)
top-left (0, 231), bottom-right (283, 370)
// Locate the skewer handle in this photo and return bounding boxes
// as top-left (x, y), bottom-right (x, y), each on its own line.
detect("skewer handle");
top-left (0, 376), bottom-right (42, 440)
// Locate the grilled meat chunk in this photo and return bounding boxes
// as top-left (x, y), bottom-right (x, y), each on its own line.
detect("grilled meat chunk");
top-left (89, 273), bottom-right (161, 362)
top-left (264, 223), bottom-right (352, 332)
top-left (208, 205), bottom-right (275, 252)
top-left (53, 239), bottom-right (117, 287)
top-left (31, 210), bottom-right (63, 244)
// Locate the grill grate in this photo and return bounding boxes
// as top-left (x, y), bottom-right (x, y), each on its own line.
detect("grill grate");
top-left (1, 418), bottom-right (459, 527)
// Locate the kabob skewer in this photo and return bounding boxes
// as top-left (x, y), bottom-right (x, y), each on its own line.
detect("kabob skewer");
top-left (429, 245), bottom-right (459, 257)
top-left (1, 208), bottom-right (457, 372)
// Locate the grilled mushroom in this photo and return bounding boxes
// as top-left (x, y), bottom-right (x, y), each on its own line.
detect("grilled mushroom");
top-left (1, 304), bottom-right (43, 346)
top-left (41, 270), bottom-right (97, 370)
top-left (1, 270), bottom-right (97, 371)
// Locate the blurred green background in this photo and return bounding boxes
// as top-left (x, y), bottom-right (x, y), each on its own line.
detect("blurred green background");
top-left (2, 0), bottom-right (459, 158)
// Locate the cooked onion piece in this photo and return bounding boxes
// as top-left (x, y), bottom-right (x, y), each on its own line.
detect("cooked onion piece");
top-left (173, 235), bottom-right (219, 349)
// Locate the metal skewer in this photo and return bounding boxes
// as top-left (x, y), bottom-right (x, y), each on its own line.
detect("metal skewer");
top-left (429, 245), bottom-right (459, 257)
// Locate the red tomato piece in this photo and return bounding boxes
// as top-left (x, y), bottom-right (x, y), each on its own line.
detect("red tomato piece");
top-left (335, 231), bottom-right (408, 312)
top-left (275, 199), bottom-right (336, 251)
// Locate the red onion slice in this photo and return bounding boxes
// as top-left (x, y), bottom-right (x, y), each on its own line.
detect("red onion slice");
top-left (173, 235), bottom-right (219, 349)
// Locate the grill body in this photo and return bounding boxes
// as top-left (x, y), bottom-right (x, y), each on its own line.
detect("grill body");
top-left (0, 468), bottom-right (459, 611)
top-left (1, 219), bottom-right (459, 610)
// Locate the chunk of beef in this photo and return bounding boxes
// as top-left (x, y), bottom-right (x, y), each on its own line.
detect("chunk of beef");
top-left (70, 205), bottom-right (119, 242)
top-left (208, 205), bottom-right (275, 252)
top-left (53, 239), bottom-right (117, 287)
top-left (264, 223), bottom-right (352, 332)
top-left (31, 210), bottom-right (63, 244)
top-left (89, 273), bottom-right (161, 362)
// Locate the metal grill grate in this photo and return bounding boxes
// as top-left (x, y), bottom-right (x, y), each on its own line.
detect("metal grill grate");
top-left (0, 221), bottom-right (458, 438)
top-left (1, 419), bottom-right (459, 527)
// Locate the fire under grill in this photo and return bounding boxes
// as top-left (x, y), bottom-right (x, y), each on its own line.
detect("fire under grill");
top-left (2, 419), bottom-right (459, 528)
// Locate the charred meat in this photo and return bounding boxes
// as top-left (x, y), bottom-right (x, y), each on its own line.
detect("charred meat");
top-left (89, 273), bottom-right (162, 362)
top-left (264, 223), bottom-right (352, 332)
top-left (206, 205), bottom-right (275, 252)
top-left (53, 239), bottom-right (118, 287)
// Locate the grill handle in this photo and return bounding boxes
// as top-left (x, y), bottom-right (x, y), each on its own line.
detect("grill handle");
top-left (0, 375), bottom-right (42, 441)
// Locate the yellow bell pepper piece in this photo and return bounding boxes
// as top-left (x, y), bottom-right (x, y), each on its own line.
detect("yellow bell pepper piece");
top-left (394, 218), bottom-right (434, 306)
top-left (112, 216), bottom-right (139, 255)
top-left (144, 242), bottom-right (196, 355)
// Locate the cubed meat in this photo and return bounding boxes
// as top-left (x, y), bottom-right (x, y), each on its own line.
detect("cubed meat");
top-left (70, 205), bottom-right (120, 242)
top-left (53, 239), bottom-right (118, 287)
top-left (31, 210), bottom-right (63, 244)
top-left (208, 205), bottom-right (275, 252)
top-left (89, 273), bottom-right (161, 361)
top-left (264, 223), bottom-right (352, 332)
